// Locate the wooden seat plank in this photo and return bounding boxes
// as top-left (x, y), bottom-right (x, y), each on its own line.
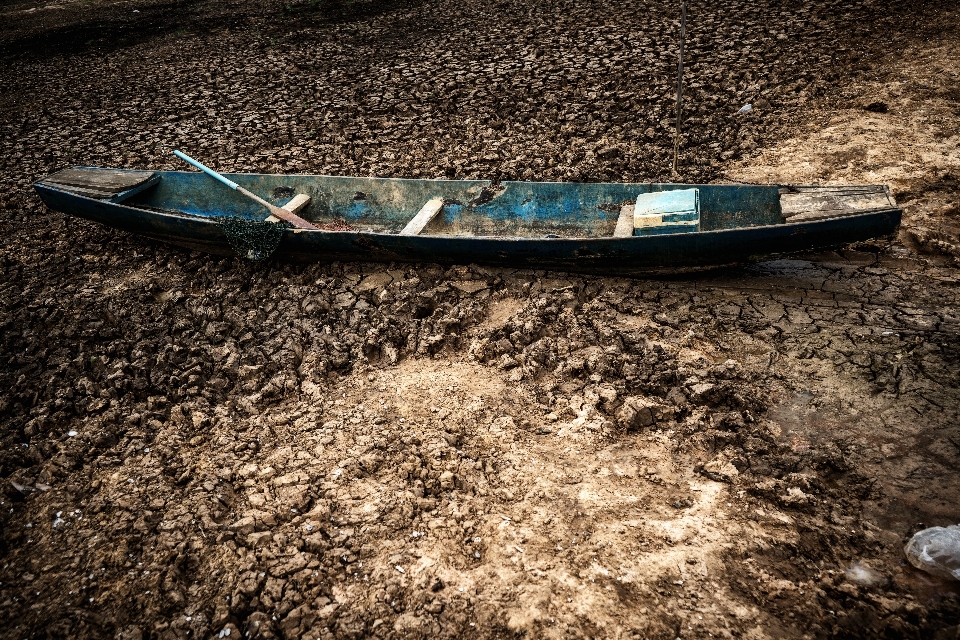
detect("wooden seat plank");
top-left (266, 193), bottom-right (311, 223)
top-left (781, 186), bottom-right (894, 219)
top-left (400, 197), bottom-right (445, 236)
top-left (614, 204), bottom-right (635, 237)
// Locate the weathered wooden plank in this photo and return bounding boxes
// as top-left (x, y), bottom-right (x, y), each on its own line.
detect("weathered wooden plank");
top-left (266, 193), bottom-right (311, 223)
top-left (788, 207), bottom-right (893, 222)
top-left (785, 185), bottom-right (887, 193)
top-left (41, 173), bottom-right (161, 203)
top-left (110, 173), bottom-right (162, 203)
top-left (41, 168), bottom-right (156, 192)
top-left (781, 186), bottom-right (894, 218)
top-left (400, 197), bottom-right (445, 236)
top-left (40, 181), bottom-right (117, 199)
top-left (614, 204), bottom-right (635, 237)
top-left (283, 193), bottom-right (311, 215)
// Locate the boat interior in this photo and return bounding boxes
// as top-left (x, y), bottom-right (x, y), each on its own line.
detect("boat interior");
top-left (37, 167), bottom-right (898, 239)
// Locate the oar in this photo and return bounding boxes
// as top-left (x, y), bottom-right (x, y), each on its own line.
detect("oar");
top-left (173, 150), bottom-right (318, 230)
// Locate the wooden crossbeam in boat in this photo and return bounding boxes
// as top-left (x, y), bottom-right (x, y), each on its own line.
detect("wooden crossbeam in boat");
top-left (400, 197), bottom-right (445, 236)
top-left (614, 204), bottom-right (635, 237)
top-left (266, 193), bottom-right (311, 223)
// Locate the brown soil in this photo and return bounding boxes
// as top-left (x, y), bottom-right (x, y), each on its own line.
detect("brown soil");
top-left (1, 0), bottom-right (959, 639)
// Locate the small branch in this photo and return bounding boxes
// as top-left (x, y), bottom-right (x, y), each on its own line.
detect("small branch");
top-left (672, 0), bottom-right (687, 176)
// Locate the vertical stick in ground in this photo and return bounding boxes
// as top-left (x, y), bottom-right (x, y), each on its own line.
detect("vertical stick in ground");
top-left (673, 0), bottom-right (687, 176)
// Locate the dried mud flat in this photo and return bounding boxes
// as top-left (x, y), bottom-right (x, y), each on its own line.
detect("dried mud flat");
top-left (2, 0), bottom-right (960, 638)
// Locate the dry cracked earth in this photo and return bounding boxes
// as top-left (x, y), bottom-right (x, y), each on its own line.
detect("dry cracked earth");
top-left (2, 0), bottom-right (960, 638)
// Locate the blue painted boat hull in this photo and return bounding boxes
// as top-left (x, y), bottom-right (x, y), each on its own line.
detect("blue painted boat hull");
top-left (34, 169), bottom-right (901, 275)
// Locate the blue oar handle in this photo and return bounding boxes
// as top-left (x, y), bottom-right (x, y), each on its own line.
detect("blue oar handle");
top-left (173, 150), bottom-right (239, 190)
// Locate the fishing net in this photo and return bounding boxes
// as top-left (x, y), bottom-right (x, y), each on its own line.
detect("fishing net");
top-left (219, 217), bottom-right (291, 262)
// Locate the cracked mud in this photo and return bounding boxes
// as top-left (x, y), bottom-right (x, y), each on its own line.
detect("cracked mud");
top-left (1, 0), bottom-right (959, 638)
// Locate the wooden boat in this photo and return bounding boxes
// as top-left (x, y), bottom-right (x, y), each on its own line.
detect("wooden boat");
top-left (33, 166), bottom-right (901, 275)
